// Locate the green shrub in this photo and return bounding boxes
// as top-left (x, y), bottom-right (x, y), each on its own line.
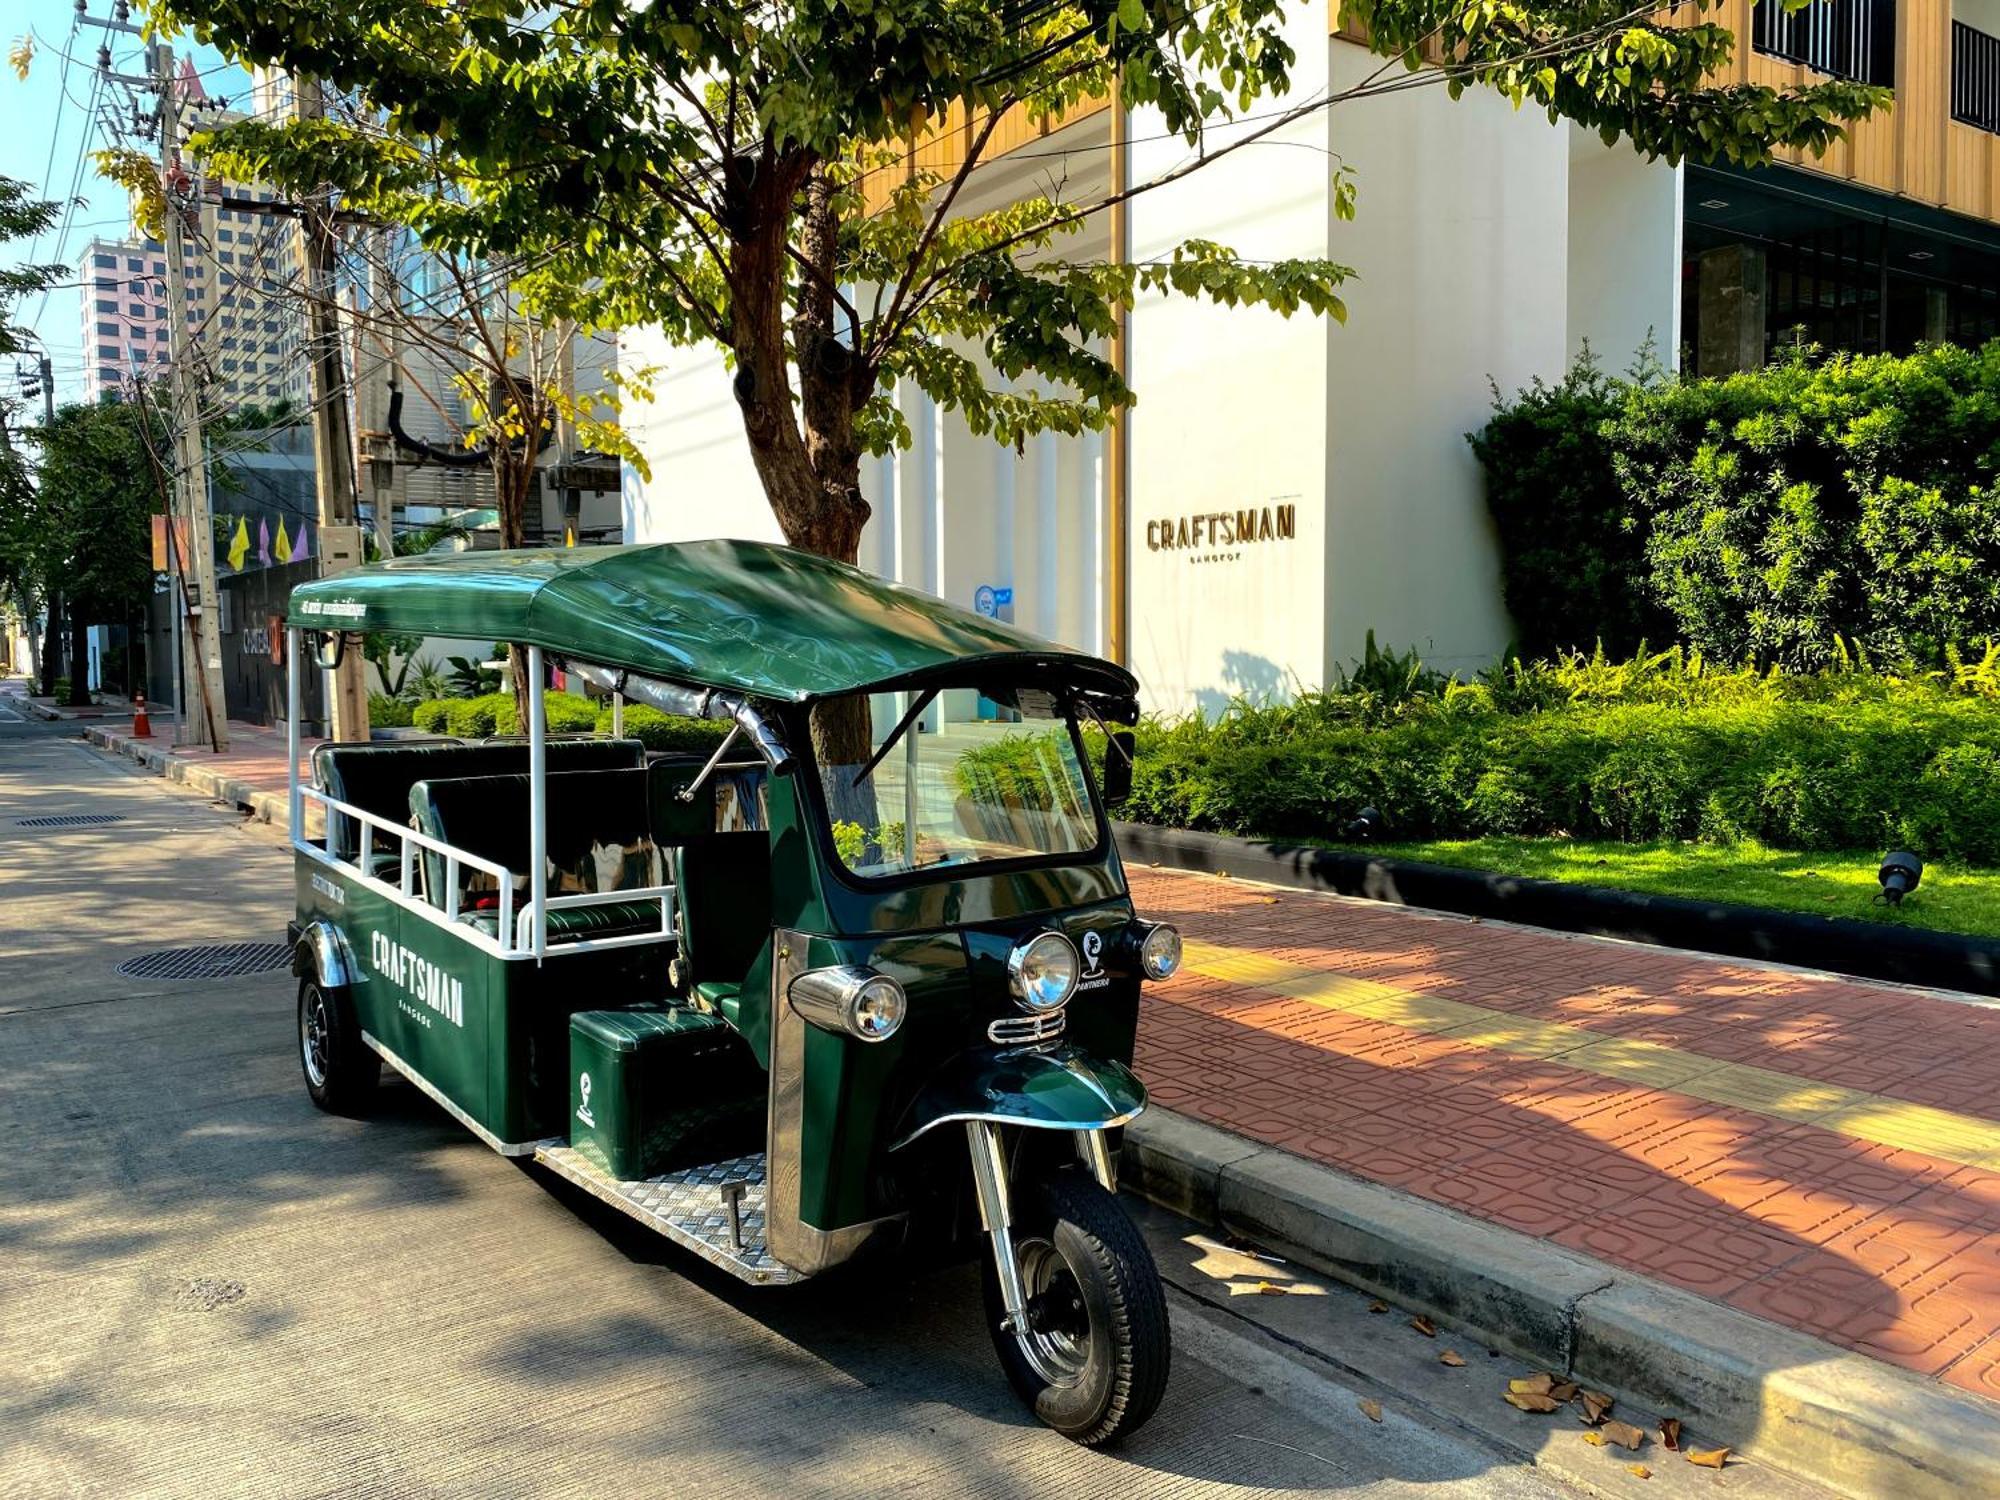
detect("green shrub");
top-left (595, 702), bottom-right (732, 754)
top-left (1475, 342), bottom-right (2000, 667)
top-left (368, 693), bottom-right (414, 728)
top-left (412, 699), bottom-right (451, 733)
top-left (1469, 349), bottom-right (1672, 657)
top-left (1121, 647), bottom-right (2000, 862)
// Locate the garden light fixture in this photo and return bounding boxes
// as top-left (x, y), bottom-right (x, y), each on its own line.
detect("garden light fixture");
top-left (1877, 850), bottom-right (1924, 906)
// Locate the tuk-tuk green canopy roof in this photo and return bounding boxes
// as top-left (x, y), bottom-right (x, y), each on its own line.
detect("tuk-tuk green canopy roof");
top-left (287, 539), bottom-right (1138, 705)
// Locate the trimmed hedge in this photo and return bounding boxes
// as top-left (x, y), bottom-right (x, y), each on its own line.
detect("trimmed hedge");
top-left (1473, 342), bottom-right (2000, 669)
top-left (1121, 651), bottom-right (2000, 864)
top-left (368, 693), bottom-right (415, 728)
top-left (406, 693), bottom-right (729, 752)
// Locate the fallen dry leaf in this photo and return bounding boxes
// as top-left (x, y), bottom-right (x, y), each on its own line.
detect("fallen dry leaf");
top-left (1253, 1281), bottom-right (1289, 1296)
top-left (1508, 1373), bottom-right (1556, 1396)
top-left (1578, 1390), bottom-right (1614, 1425)
top-left (1367, 1300), bottom-right (1390, 1315)
top-left (1686, 1447), bottom-right (1730, 1470)
top-left (1659, 1417), bottom-right (1682, 1451)
top-left (1504, 1391), bottom-right (1562, 1413)
top-left (1549, 1381), bottom-right (1579, 1403)
top-left (1409, 1315), bottom-right (1437, 1337)
top-left (1627, 1464), bottom-right (1652, 1480)
top-left (1359, 1398), bottom-right (1382, 1423)
top-left (1581, 1432), bottom-right (1606, 1448)
top-left (1599, 1419), bottom-right (1646, 1452)
top-left (1439, 1350), bottom-right (1467, 1367)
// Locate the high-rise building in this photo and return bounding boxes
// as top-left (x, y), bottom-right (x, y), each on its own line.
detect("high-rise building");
top-left (78, 64), bottom-right (308, 412)
top-left (77, 235), bottom-right (183, 401)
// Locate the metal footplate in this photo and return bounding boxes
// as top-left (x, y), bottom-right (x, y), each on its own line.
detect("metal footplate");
top-left (532, 1145), bottom-right (803, 1286)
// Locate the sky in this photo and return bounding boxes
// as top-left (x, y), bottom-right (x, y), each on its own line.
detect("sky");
top-left (0, 0), bottom-right (230, 404)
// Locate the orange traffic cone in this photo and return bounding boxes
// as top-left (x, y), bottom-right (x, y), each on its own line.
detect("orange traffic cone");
top-left (132, 692), bottom-right (152, 738)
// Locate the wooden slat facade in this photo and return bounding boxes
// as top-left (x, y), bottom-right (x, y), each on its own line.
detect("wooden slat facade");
top-left (1330, 0), bottom-right (2000, 227)
top-left (857, 96), bottom-right (1111, 216)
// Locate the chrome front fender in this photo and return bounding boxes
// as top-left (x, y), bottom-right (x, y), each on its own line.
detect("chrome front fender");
top-left (292, 919), bottom-right (359, 990)
top-left (890, 1044), bottom-right (1147, 1151)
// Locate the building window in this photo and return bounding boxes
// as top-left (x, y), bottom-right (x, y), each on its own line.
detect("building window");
top-left (96, 320), bottom-right (118, 336)
top-left (93, 252), bottom-right (115, 268)
top-left (95, 297), bottom-right (116, 313)
top-left (98, 344), bottom-right (118, 359)
top-left (126, 256), bottom-right (143, 271)
top-left (1752, 0), bottom-right (1895, 87)
top-left (1955, 21), bottom-right (2000, 133)
top-left (128, 302), bottom-right (146, 317)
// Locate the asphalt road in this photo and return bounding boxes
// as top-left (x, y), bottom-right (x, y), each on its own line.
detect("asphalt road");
top-left (0, 737), bottom-right (1581, 1500)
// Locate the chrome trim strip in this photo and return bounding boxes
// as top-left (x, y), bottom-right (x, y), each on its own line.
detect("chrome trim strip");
top-left (359, 1029), bottom-right (548, 1158)
top-left (987, 1010), bottom-right (1066, 1048)
top-left (890, 1100), bottom-right (1145, 1152)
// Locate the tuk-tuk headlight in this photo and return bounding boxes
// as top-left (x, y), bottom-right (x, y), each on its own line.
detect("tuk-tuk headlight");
top-left (789, 965), bottom-right (906, 1043)
top-left (1009, 931), bottom-right (1079, 1012)
top-left (1139, 922), bottom-right (1183, 981)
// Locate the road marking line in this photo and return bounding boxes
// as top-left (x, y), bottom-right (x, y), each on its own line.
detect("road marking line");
top-left (1180, 938), bottom-right (2000, 1172)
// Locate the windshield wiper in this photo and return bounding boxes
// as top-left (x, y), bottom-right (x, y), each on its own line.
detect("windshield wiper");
top-left (851, 687), bottom-right (938, 788)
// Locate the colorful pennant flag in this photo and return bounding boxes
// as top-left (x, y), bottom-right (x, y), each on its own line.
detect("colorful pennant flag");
top-left (274, 518), bottom-right (292, 564)
top-left (226, 517), bottom-right (249, 572)
top-left (291, 522), bottom-right (311, 562)
top-left (257, 518), bottom-right (271, 568)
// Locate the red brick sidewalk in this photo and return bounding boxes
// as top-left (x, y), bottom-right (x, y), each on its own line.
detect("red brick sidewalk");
top-left (1129, 865), bottom-right (2000, 1402)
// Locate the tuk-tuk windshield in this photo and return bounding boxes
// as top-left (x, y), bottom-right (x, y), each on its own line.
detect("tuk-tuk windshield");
top-left (811, 687), bottom-right (1099, 880)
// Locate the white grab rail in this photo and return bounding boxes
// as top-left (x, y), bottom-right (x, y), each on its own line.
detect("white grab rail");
top-left (296, 783), bottom-right (677, 959)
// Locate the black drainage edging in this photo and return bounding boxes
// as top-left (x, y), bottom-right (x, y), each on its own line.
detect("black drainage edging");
top-left (1114, 822), bottom-right (2000, 998)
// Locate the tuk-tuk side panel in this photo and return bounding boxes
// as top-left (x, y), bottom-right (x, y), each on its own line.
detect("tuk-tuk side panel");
top-left (490, 943), bottom-right (672, 1143)
top-left (786, 929), bottom-right (972, 1234)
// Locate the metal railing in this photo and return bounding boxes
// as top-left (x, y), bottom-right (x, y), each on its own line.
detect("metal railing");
top-left (296, 782), bottom-right (678, 959)
top-left (1752, 0), bottom-right (1897, 86)
top-left (1955, 21), bottom-right (2000, 133)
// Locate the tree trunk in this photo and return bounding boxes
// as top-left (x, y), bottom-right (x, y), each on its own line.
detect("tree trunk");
top-left (66, 609), bottom-right (90, 706)
top-left (39, 590), bottom-right (62, 696)
top-left (18, 582), bottom-right (39, 685)
top-left (493, 443), bottom-right (539, 736)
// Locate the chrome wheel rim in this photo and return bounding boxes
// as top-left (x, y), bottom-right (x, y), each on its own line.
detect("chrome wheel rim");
top-left (1013, 1236), bottom-right (1090, 1388)
top-left (301, 987), bottom-right (330, 1088)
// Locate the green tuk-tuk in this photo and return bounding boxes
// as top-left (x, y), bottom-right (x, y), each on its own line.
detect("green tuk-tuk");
top-left (283, 539), bottom-right (1185, 1445)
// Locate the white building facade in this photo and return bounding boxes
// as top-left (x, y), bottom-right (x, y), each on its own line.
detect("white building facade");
top-left (619, 9), bottom-right (1685, 715)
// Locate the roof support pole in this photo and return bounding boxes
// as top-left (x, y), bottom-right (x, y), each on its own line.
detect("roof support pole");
top-left (286, 628), bottom-right (303, 840)
top-left (527, 645), bottom-right (547, 961)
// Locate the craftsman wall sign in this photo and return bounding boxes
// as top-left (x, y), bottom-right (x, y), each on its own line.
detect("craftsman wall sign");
top-left (1145, 503), bottom-right (1297, 564)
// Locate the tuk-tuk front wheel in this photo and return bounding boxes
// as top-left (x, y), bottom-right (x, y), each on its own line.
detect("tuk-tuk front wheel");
top-left (981, 1171), bottom-right (1170, 1446)
top-left (298, 978), bottom-right (379, 1116)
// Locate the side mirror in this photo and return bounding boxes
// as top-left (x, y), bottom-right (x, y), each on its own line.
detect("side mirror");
top-left (1101, 730), bottom-right (1135, 806)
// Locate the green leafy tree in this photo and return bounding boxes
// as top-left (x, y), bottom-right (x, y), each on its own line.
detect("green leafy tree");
top-left (31, 401), bottom-right (169, 704)
top-left (0, 175), bottom-right (69, 688)
top-left (149, 0), bottom-right (1882, 574)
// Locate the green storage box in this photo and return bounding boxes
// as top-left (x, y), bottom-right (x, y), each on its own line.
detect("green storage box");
top-left (568, 1005), bottom-right (766, 1181)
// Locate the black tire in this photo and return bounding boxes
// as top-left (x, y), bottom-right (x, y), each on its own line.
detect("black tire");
top-left (981, 1170), bottom-right (1171, 1446)
top-left (298, 976), bottom-right (379, 1116)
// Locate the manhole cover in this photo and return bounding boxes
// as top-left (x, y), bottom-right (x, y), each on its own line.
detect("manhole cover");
top-left (116, 943), bottom-right (293, 981)
top-left (15, 813), bottom-right (126, 829)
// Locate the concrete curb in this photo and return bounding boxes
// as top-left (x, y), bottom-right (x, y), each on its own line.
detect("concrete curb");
top-left (85, 725), bottom-right (291, 828)
top-left (1122, 1108), bottom-right (2000, 1500)
top-left (1115, 820), bottom-right (2000, 998)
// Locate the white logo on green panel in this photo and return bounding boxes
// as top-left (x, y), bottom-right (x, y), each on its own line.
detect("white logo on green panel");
top-left (368, 930), bottom-right (465, 1027)
top-left (576, 1073), bottom-right (596, 1128)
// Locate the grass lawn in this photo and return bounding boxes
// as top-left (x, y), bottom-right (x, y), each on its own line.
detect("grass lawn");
top-left (1317, 836), bottom-right (2000, 941)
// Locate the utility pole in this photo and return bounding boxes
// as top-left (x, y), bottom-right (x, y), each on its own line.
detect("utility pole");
top-left (365, 228), bottom-right (401, 562)
top-left (154, 44), bottom-right (229, 751)
top-left (291, 73), bottom-right (369, 742)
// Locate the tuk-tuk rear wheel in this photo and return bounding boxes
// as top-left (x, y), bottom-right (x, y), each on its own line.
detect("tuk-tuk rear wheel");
top-left (297, 978), bottom-right (379, 1116)
top-left (982, 1171), bottom-right (1170, 1447)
